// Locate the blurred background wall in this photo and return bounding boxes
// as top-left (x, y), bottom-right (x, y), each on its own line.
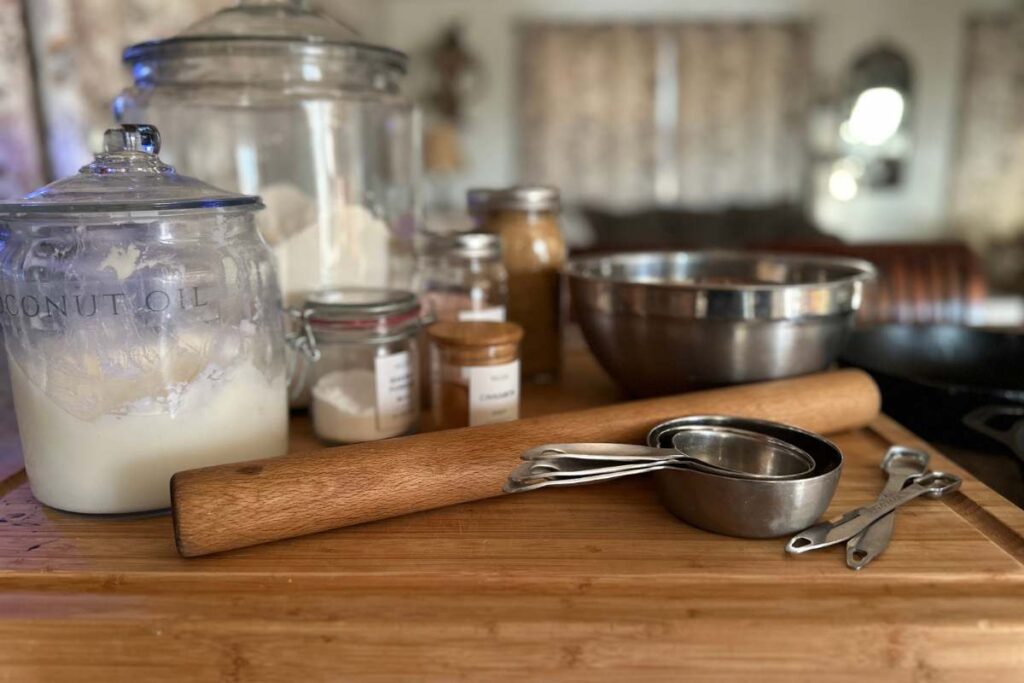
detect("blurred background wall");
top-left (374, 0), bottom-right (1013, 246)
top-left (3, 0), bottom-right (1024, 273)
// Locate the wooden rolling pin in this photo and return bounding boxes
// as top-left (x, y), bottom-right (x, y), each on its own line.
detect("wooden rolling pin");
top-left (172, 369), bottom-right (880, 557)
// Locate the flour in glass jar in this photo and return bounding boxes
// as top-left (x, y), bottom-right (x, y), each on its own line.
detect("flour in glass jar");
top-left (311, 356), bottom-right (417, 443)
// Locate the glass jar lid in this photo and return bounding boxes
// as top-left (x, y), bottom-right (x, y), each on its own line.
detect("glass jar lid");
top-left (123, 0), bottom-right (407, 76)
top-left (426, 233), bottom-right (502, 260)
top-left (0, 125), bottom-right (260, 218)
top-left (304, 288), bottom-right (420, 325)
top-left (492, 186), bottom-right (560, 212)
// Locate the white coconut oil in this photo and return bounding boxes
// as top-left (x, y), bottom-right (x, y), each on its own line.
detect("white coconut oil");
top-left (9, 356), bottom-right (288, 514)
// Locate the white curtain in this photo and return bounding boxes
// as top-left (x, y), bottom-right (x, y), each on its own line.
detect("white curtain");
top-left (519, 25), bottom-right (658, 207)
top-left (951, 15), bottom-right (1024, 248)
top-left (0, 0), bottom-right (45, 199)
top-left (3, 0), bottom-right (360, 186)
top-left (519, 21), bottom-right (811, 209)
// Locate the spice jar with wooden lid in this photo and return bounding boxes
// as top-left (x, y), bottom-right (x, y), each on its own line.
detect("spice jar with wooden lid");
top-left (427, 321), bottom-right (523, 430)
top-left (483, 186), bottom-right (565, 382)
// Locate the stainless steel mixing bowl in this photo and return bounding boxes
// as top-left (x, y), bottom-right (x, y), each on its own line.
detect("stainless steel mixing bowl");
top-left (566, 250), bottom-right (876, 396)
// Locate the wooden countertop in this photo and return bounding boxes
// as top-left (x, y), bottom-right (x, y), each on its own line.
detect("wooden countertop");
top-left (0, 340), bottom-right (1022, 681)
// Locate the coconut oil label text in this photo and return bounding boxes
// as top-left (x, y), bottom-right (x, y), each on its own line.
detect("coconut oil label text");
top-left (0, 286), bottom-right (212, 320)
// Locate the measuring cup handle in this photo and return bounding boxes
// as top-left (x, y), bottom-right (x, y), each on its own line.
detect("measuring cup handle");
top-left (504, 463), bottom-right (663, 494)
top-left (522, 444), bottom-right (673, 462)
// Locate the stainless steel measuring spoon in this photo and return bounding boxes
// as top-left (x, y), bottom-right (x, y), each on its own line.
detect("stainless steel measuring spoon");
top-left (785, 471), bottom-right (961, 555)
top-left (514, 426), bottom-right (816, 482)
top-left (845, 446), bottom-right (930, 570)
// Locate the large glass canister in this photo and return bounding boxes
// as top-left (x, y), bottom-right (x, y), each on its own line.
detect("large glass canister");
top-left (115, 0), bottom-right (420, 306)
top-left (0, 125), bottom-right (288, 515)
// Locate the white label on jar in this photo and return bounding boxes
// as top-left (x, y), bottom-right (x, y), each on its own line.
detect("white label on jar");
top-left (375, 351), bottom-right (414, 432)
top-left (458, 306), bottom-right (506, 322)
top-left (468, 360), bottom-right (520, 426)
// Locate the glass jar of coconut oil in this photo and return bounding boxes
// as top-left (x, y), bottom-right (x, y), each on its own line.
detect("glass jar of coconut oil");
top-left (0, 125), bottom-right (288, 514)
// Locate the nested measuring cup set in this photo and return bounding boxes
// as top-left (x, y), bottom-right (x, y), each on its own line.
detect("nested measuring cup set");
top-left (503, 415), bottom-right (961, 570)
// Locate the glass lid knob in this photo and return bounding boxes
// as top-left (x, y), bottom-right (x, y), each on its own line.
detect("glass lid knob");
top-left (103, 124), bottom-right (161, 155)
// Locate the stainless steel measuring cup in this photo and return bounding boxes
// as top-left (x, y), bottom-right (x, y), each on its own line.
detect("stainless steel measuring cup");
top-left (504, 415), bottom-right (844, 539)
top-left (514, 426), bottom-right (816, 482)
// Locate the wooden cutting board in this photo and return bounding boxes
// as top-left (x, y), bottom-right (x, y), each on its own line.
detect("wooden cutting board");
top-left (0, 344), bottom-right (1021, 682)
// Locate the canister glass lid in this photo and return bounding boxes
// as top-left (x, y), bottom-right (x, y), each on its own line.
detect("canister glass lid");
top-left (123, 0), bottom-right (407, 75)
top-left (0, 125), bottom-right (260, 217)
top-left (304, 288), bottom-right (420, 322)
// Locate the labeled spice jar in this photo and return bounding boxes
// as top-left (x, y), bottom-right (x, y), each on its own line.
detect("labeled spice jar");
top-left (289, 289), bottom-right (422, 443)
top-left (483, 186), bottom-right (565, 382)
top-left (421, 233), bottom-right (509, 323)
top-left (0, 124), bottom-right (288, 514)
top-left (427, 322), bottom-right (523, 430)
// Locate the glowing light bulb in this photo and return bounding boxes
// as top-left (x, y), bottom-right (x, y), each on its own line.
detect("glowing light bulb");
top-left (828, 166), bottom-right (859, 202)
top-left (845, 87), bottom-right (905, 146)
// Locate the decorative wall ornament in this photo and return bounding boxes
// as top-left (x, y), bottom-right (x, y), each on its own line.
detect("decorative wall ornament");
top-left (421, 23), bottom-right (485, 176)
top-left (812, 44), bottom-right (914, 206)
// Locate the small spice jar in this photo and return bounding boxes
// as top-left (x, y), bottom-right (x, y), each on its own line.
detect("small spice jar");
top-left (421, 233), bottom-right (509, 323)
top-left (427, 322), bottom-right (523, 430)
top-left (289, 289), bottom-right (422, 443)
top-left (483, 186), bottom-right (565, 382)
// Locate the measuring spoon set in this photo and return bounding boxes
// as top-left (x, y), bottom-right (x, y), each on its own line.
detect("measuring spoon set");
top-left (504, 418), bottom-right (962, 570)
top-left (786, 446), bottom-right (961, 568)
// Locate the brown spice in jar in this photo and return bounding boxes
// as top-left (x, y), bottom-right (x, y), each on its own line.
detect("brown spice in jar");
top-left (427, 321), bottom-right (523, 430)
top-left (484, 188), bottom-right (565, 382)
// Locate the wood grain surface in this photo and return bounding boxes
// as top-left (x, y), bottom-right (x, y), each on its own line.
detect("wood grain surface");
top-left (0, 341), bottom-right (1021, 682)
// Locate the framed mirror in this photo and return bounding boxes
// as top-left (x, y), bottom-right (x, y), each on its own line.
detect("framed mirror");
top-left (827, 44), bottom-right (913, 201)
